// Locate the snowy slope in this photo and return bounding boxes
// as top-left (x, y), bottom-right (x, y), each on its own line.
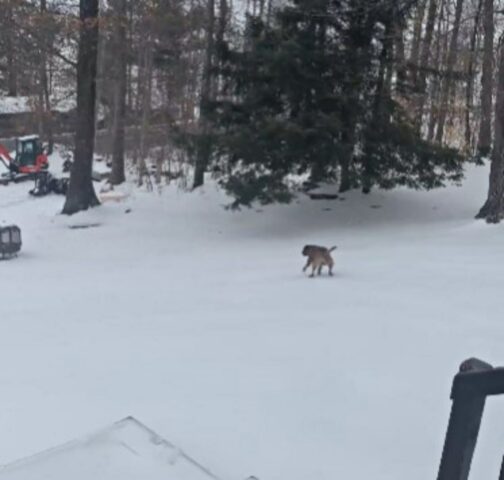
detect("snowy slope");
top-left (0, 154), bottom-right (503, 480)
top-left (0, 417), bottom-right (219, 480)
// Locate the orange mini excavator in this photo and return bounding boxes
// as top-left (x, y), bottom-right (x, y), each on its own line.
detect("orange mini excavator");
top-left (0, 135), bottom-right (49, 184)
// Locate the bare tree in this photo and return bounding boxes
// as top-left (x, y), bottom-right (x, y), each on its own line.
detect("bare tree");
top-left (409, 0), bottom-right (427, 85)
top-left (464, 0), bottom-right (482, 152)
top-left (109, 0), bottom-right (128, 185)
top-left (477, 0), bottom-right (494, 156)
top-left (414, 0), bottom-right (438, 132)
top-left (477, 39), bottom-right (504, 222)
top-left (427, 0), bottom-right (447, 141)
top-left (394, 21), bottom-right (407, 92)
top-left (435, 0), bottom-right (464, 144)
top-left (136, 18), bottom-right (154, 190)
top-left (37, 0), bottom-right (54, 154)
top-left (63, 0), bottom-right (100, 215)
top-left (5, 0), bottom-right (18, 96)
top-left (193, 0), bottom-right (215, 189)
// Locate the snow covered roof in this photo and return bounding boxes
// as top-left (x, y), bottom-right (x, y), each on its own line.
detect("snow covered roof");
top-left (0, 97), bottom-right (30, 115)
top-left (16, 135), bottom-right (39, 142)
top-left (0, 417), bottom-right (221, 480)
top-left (0, 96), bottom-right (76, 115)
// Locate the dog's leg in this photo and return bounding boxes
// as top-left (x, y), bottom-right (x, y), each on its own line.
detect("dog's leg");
top-left (303, 259), bottom-right (311, 272)
top-left (310, 265), bottom-right (316, 278)
top-left (317, 265), bottom-right (323, 276)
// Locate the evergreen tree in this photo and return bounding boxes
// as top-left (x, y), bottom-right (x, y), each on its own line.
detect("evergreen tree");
top-left (202, 0), bottom-right (464, 208)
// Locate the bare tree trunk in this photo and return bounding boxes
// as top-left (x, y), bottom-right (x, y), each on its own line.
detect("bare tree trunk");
top-left (155, 146), bottom-right (164, 185)
top-left (215, 0), bottom-right (228, 99)
top-left (94, 4), bottom-right (107, 144)
top-left (217, 0), bottom-right (228, 48)
top-left (193, 0), bottom-right (215, 189)
top-left (126, 1), bottom-right (134, 113)
top-left (38, 0), bottom-right (54, 154)
top-left (259, 0), bottom-right (265, 17)
top-left (109, 0), bottom-right (127, 185)
top-left (414, 0), bottom-right (438, 132)
top-left (435, 0), bottom-right (464, 144)
top-left (138, 34), bottom-right (153, 190)
top-left (63, 0), bottom-right (100, 215)
top-left (42, 68), bottom-right (54, 154)
top-left (427, 0), bottom-right (447, 141)
top-left (477, 0), bottom-right (494, 156)
top-left (266, 0), bottom-right (274, 25)
top-left (409, 0), bottom-right (427, 85)
top-left (394, 22), bottom-right (407, 93)
top-left (339, 130), bottom-right (354, 193)
top-left (6, 0), bottom-right (17, 96)
top-left (464, 0), bottom-right (482, 152)
top-left (476, 41), bottom-right (504, 222)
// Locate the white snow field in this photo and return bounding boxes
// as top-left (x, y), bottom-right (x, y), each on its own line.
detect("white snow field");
top-left (1, 152), bottom-right (504, 480)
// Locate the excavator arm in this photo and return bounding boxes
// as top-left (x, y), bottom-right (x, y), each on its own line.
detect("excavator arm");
top-left (0, 144), bottom-right (14, 170)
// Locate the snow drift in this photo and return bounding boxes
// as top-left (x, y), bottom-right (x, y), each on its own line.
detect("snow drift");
top-left (0, 417), bottom-right (220, 480)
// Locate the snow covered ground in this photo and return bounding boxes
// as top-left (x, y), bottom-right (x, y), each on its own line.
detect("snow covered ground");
top-left (0, 152), bottom-right (503, 480)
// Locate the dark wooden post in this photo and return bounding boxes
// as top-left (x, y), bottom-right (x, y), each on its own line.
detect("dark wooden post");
top-left (437, 391), bottom-right (486, 480)
top-left (437, 358), bottom-right (504, 480)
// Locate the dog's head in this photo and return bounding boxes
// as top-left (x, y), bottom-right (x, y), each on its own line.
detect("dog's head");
top-left (302, 245), bottom-right (314, 256)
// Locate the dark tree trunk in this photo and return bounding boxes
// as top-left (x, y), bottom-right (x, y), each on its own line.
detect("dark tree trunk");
top-left (217, 0), bottom-right (228, 48)
top-left (414, 0), bottom-right (437, 132)
top-left (193, 0), bottom-right (215, 189)
top-left (62, 0), bottom-right (100, 215)
top-left (464, 0), bottom-right (483, 152)
top-left (125, 0), bottom-right (134, 114)
top-left (42, 70), bottom-right (54, 154)
top-left (476, 42), bottom-right (504, 222)
top-left (394, 22), bottom-right (407, 93)
top-left (435, 0), bottom-right (463, 144)
top-left (110, 0), bottom-right (127, 186)
top-left (39, 0), bottom-right (54, 154)
top-left (7, 53), bottom-right (17, 97)
top-left (266, 0), bottom-right (274, 25)
top-left (427, 0), bottom-right (447, 142)
top-left (137, 35), bottom-right (153, 190)
top-left (6, 1), bottom-right (17, 97)
top-left (214, 0), bottom-right (228, 100)
top-left (409, 0), bottom-right (427, 85)
top-left (339, 134), bottom-right (354, 193)
top-left (477, 0), bottom-right (494, 156)
top-left (259, 0), bottom-right (265, 17)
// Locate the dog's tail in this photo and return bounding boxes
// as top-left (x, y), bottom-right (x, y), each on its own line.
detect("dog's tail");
top-left (328, 246), bottom-right (337, 252)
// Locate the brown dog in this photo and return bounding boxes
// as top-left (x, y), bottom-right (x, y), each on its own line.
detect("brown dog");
top-left (302, 245), bottom-right (336, 277)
